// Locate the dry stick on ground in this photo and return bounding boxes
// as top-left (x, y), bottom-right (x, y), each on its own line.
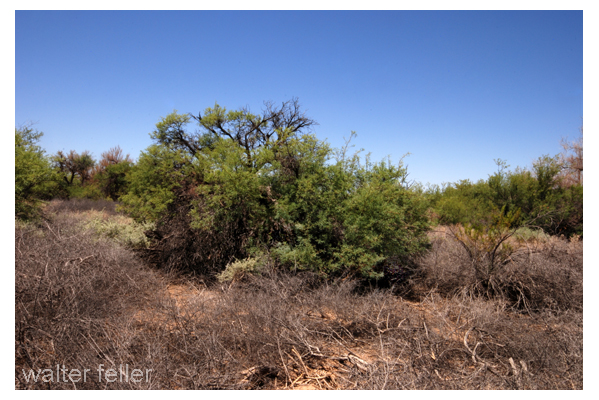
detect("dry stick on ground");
top-left (64, 255), bottom-right (95, 267)
top-left (277, 337), bottom-right (291, 387)
top-left (463, 327), bottom-right (514, 389)
top-left (291, 348), bottom-right (312, 384)
top-left (312, 330), bottom-right (370, 372)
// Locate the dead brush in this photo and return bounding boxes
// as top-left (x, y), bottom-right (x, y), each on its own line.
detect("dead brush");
top-left (15, 210), bottom-right (166, 389)
top-left (419, 224), bottom-right (582, 312)
top-left (498, 234), bottom-right (583, 312)
top-left (16, 200), bottom-right (582, 390)
top-left (147, 272), bottom-right (583, 389)
top-left (416, 293), bottom-right (583, 389)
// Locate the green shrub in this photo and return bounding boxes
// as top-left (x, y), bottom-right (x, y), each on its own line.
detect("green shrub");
top-left (15, 126), bottom-right (59, 219)
top-left (63, 180), bottom-right (105, 200)
top-left (513, 226), bottom-right (550, 243)
top-left (118, 144), bottom-right (193, 222)
top-left (216, 256), bottom-right (264, 283)
top-left (122, 101), bottom-right (431, 279)
top-left (430, 157), bottom-right (583, 238)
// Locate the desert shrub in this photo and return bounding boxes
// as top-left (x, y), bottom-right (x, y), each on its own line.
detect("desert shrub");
top-left (513, 226), bottom-right (550, 243)
top-left (15, 126), bottom-right (59, 219)
top-left (53, 150), bottom-right (95, 186)
top-left (118, 144), bottom-right (193, 222)
top-left (429, 157), bottom-right (583, 238)
top-left (446, 208), bottom-right (521, 295)
top-left (216, 256), bottom-right (266, 283)
top-left (62, 180), bottom-right (105, 200)
top-left (93, 161), bottom-right (132, 200)
top-left (44, 200), bottom-right (155, 249)
top-left (431, 179), bottom-right (496, 226)
top-left (50, 146), bottom-right (135, 201)
top-left (123, 101), bottom-right (431, 280)
top-left (91, 146), bottom-right (134, 200)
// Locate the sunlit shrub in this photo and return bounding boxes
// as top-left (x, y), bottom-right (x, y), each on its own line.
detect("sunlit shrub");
top-left (123, 103), bottom-right (431, 279)
top-left (82, 211), bottom-right (155, 248)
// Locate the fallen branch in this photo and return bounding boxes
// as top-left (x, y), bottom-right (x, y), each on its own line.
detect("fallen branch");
top-left (64, 255), bottom-right (96, 267)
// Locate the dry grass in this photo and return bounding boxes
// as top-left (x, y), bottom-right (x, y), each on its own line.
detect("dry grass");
top-left (15, 211), bottom-right (166, 389)
top-left (15, 201), bottom-right (583, 389)
top-left (44, 197), bottom-right (120, 215)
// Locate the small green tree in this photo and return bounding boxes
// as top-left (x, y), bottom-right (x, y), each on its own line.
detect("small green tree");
top-left (15, 126), bottom-right (57, 219)
top-left (53, 150), bottom-right (96, 186)
top-left (448, 206), bottom-right (522, 295)
top-left (92, 146), bottom-right (133, 200)
top-left (333, 160), bottom-right (430, 278)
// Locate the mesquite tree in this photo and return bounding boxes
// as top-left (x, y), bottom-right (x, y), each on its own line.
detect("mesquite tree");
top-left (121, 99), bottom-right (430, 279)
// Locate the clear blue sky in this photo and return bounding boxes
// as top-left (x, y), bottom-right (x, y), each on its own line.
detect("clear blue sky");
top-left (15, 10), bottom-right (583, 186)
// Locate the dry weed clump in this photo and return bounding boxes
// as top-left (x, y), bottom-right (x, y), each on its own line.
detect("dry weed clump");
top-left (403, 293), bottom-right (583, 389)
top-left (418, 227), bottom-right (583, 312)
top-left (15, 211), bottom-right (166, 389)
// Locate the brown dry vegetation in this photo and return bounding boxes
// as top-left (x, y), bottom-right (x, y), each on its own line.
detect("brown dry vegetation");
top-left (15, 200), bottom-right (582, 389)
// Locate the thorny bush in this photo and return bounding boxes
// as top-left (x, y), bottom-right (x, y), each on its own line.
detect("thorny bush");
top-left (123, 101), bottom-right (430, 280)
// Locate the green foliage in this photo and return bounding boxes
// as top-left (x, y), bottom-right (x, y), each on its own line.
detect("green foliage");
top-left (51, 149), bottom-right (102, 200)
top-left (513, 226), bottom-right (550, 244)
top-left (50, 146), bottom-right (134, 202)
top-left (331, 160), bottom-right (430, 278)
top-left (429, 179), bottom-right (495, 226)
top-left (15, 126), bottom-right (58, 219)
top-left (122, 101), bottom-right (431, 279)
top-left (216, 256), bottom-right (264, 283)
top-left (119, 144), bottom-right (195, 222)
top-left (62, 181), bottom-right (105, 200)
top-left (82, 211), bottom-right (155, 248)
top-left (93, 160), bottom-right (133, 200)
top-left (53, 150), bottom-right (96, 187)
top-left (430, 155), bottom-right (583, 237)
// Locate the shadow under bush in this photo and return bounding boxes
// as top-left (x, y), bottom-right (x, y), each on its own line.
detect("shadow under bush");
top-left (140, 192), bottom-right (252, 279)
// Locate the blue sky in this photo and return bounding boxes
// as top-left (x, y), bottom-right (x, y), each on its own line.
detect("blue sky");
top-left (15, 10), bottom-right (583, 186)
